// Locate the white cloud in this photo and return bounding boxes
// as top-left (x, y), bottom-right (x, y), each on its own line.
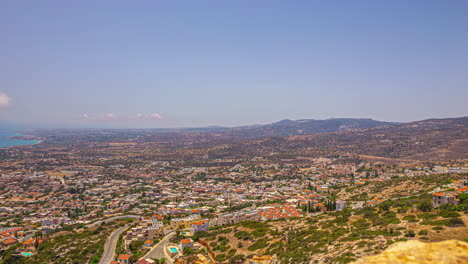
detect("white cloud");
top-left (132, 113), bottom-right (163, 120)
top-left (80, 112), bottom-right (161, 121)
top-left (104, 113), bottom-right (117, 120)
top-left (150, 113), bottom-right (162, 119)
top-left (0, 92), bottom-right (11, 108)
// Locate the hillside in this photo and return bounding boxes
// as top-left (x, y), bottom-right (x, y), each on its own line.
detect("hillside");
top-left (177, 173), bottom-right (468, 264)
top-left (189, 202), bottom-right (467, 263)
top-left (203, 117), bottom-right (468, 162)
top-left (287, 117), bottom-right (468, 161)
top-left (25, 116), bottom-right (468, 163)
top-left (225, 118), bottom-right (394, 138)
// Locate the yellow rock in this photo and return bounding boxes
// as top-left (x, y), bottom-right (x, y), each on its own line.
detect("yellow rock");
top-left (352, 240), bottom-right (468, 264)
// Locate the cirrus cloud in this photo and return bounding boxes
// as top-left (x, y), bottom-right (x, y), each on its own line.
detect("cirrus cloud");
top-left (0, 92), bottom-right (12, 108)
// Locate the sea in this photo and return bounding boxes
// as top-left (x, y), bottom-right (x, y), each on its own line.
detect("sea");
top-left (0, 128), bottom-right (40, 148)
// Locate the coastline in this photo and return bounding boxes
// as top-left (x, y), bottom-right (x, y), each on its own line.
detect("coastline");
top-left (0, 139), bottom-right (42, 149)
top-left (0, 129), bottom-right (42, 149)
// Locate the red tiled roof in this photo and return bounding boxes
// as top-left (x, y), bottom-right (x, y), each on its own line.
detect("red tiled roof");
top-left (181, 239), bottom-right (192, 244)
top-left (118, 254), bottom-right (131, 260)
top-left (192, 220), bottom-right (208, 226)
top-left (2, 237), bottom-right (17, 245)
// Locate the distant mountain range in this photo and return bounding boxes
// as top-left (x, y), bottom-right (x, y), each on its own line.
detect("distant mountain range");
top-left (29, 116), bottom-right (468, 162)
top-left (228, 118), bottom-right (396, 138)
top-left (205, 116), bottom-right (468, 162)
top-left (155, 118), bottom-right (396, 139)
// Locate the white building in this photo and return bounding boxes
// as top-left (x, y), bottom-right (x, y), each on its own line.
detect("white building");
top-left (213, 210), bottom-right (261, 226)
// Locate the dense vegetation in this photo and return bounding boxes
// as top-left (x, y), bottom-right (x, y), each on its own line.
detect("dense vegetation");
top-left (0, 221), bottom-right (125, 264)
top-left (193, 194), bottom-right (467, 264)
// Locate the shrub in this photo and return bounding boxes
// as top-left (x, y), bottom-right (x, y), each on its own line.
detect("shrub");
top-left (449, 218), bottom-right (465, 227)
top-left (234, 231), bottom-right (252, 240)
top-left (215, 253), bottom-right (227, 262)
top-left (403, 215), bottom-right (419, 222)
top-left (405, 230), bottom-right (416, 237)
top-left (248, 239), bottom-right (268, 251)
top-left (230, 254), bottom-right (245, 263)
top-left (418, 201), bottom-right (433, 212)
top-left (421, 218), bottom-right (464, 227)
top-left (397, 206), bottom-right (409, 213)
top-left (439, 210), bottom-right (460, 218)
top-left (418, 213), bottom-right (437, 220)
top-left (352, 219), bottom-right (371, 229)
top-left (183, 247), bottom-right (195, 255)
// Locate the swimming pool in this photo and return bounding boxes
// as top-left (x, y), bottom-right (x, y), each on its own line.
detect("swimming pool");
top-left (169, 247), bottom-right (178, 253)
top-left (21, 252), bottom-right (32, 257)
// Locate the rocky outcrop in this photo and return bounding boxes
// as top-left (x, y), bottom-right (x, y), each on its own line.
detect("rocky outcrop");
top-left (353, 240), bottom-right (468, 264)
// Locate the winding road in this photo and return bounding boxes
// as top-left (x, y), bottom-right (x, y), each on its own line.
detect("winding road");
top-left (95, 215), bottom-right (175, 264)
top-left (87, 215), bottom-right (141, 228)
top-left (94, 215), bottom-right (141, 264)
top-left (99, 225), bottom-right (129, 264)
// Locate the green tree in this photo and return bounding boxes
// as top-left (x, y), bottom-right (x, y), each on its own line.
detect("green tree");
top-left (418, 201), bottom-right (433, 212)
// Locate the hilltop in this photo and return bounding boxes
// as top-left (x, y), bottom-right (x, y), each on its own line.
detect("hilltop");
top-left (202, 116), bottom-right (468, 163)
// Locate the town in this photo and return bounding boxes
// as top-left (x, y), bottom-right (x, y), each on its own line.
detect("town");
top-left (0, 138), bottom-right (467, 263)
top-left (2, 1), bottom-right (468, 263)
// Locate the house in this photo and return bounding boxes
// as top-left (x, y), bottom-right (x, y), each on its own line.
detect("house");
top-left (455, 186), bottom-right (468, 194)
top-left (214, 210), bottom-right (261, 226)
top-left (125, 220), bottom-right (163, 246)
top-left (461, 179), bottom-right (468, 187)
top-left (169, 214), bottom-right (201, 230)
top-left (365, 199), bottom-right (382, 207)
top-left (20, 238), bottom-right (46, 252)
top-left (336, 200), bottom-right (347, 211)
top-left (137, 259), bottom-right (156, 264)
top-left (117, 254), bottom-right (131, 264)
top-left (179, 238), bottom-right (193, 251)
top-left (349, 201), bottom-right (365, 209)
top-left (1, 237), bottom-right (17, 247)
top-left (432, 192), bottom-right (459, 207)
top-left (143, 240), bottom-right (153, 247)
top-left (312, 203), bottom-right (326, 212)
top-left (191, 220), bottom-right (210, 232)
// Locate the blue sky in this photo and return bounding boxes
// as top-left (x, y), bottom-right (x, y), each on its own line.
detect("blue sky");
top-left (0, 0), bottom-right (467, 128)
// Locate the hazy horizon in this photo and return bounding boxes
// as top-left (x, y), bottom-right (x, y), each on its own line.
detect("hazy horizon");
top-left (1, 1), bottom-right (468, 128)
top-left (2, 116), bottom-right (468, 130)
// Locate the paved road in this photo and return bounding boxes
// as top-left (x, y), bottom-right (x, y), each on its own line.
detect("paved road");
top-left (142, 232), bottom-right (175, 263)
top-left (87, 215), bottom-right (141, 228)
top-left (99, 225), bottom-right (129, 264)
